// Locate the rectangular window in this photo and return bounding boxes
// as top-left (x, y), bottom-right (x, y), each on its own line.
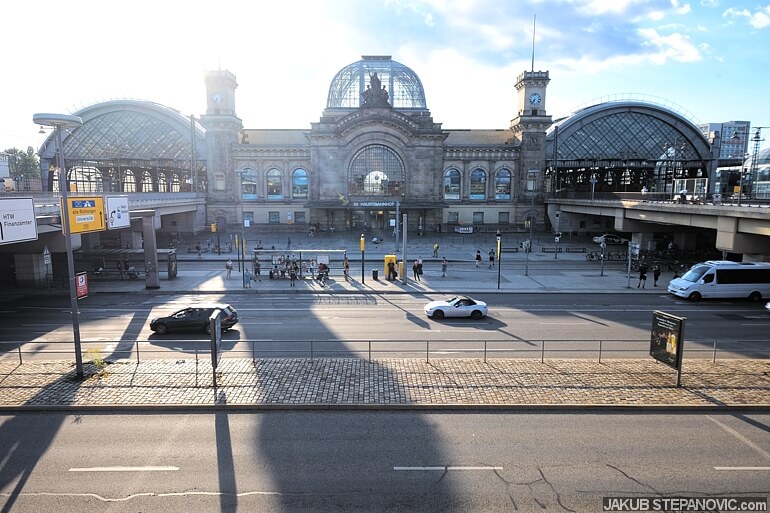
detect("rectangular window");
top-left (498, 211), bottom-right (509, 224)
top-left (268, 211), bottom-right (280, 224)
top-left (294, 211), bottom-right (306, 224)
top-left (214, 174), bottom-right (225, 191)
top-left (447, 211), bottom-right (459, 223)
top-left (473, 211), bottom-right (484, 224)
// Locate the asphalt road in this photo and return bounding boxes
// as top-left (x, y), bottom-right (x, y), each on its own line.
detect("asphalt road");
top-left (1, 411), bottom-right (768, 512)
top-left (1, 292), bottom-right (768, 361)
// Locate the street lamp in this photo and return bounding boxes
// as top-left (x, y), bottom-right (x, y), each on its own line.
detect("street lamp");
top-left (360, 233), bottom-right (365, 284)
top-left (33, 113), bottom-right (85, 378)
top-left (496, 229), bottom-right (501, 290)
top-left (664, 139), bottom-right (686, 200)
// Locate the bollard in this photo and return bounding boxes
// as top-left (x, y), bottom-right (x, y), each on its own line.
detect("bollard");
top-left (251, 340), bottom-right (255, 364)
top-left (712, 340), bottom-right (717, 363)
top-left (598, 340), bottom-right (603, 363)
top-left (18, 343), bottom-right (22, 365)
top-left (136, 341), bottom-right (140, 364)
top-left (426, 340), bottom-right (430, 363)
top-left (484, 340), bottom-right (487, 363)
top-left (541, 340), bottom-right (545, 363)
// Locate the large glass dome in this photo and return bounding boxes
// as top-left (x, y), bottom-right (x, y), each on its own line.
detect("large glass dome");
top-left (326, 55), bottom-right (427, 110)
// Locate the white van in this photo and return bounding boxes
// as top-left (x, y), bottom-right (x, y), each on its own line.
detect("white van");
top-left (667, 260), bottom-right (770, 302)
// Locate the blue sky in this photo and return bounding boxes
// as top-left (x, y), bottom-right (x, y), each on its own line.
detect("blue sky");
top-left (2, 0), bottom-right (769, 152)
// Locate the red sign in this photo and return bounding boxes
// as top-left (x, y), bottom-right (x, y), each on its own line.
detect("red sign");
top-left (76, 272), bottom-right (89, 299)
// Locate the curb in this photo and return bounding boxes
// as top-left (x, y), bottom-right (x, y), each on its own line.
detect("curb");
top-left (2, 404), bottom-right (770, 413)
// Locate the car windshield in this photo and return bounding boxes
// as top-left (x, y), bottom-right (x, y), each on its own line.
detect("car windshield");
top-left (681, 264), bottom-right (710, 283)
top-left (445, 296), bottom-right (459, 304)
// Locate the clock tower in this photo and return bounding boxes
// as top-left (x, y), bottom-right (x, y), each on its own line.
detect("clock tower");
top-left (201, 69), bottom-right (243, 211)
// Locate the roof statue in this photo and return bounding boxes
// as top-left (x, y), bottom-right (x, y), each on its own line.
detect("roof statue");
top-left (362, 72), bottom-right (390, 108)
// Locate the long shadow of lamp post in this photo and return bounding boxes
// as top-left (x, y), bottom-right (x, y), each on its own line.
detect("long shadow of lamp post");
top-left (33, 112), bottom-right (85, 378)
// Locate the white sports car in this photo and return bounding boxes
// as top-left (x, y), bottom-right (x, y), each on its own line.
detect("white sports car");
top-left (424, 296), bottom-right (488, 320)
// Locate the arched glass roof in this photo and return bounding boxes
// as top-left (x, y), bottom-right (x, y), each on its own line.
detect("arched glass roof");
top-left (326, 55), bottom-right (428, 111)
top-left (546, 101), bottom-right (711, 163)
top-left (38, 100), bottom-right (206, 163)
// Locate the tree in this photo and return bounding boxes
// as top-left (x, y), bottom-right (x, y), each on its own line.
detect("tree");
top-left (3, 147), bottom-right (40, 178)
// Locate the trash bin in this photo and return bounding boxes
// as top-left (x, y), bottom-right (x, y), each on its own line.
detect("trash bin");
top-left (372, 268), bottom-right (379, 280)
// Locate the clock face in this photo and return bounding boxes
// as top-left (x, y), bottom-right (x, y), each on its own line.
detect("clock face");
top-left (212, 93), bottom-right (224, 104)
top-left (529, 92), bottom-right (542, 106)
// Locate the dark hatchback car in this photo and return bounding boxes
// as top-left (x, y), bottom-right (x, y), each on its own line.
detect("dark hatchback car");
top-left (149, 304), bottom-right (239, 335)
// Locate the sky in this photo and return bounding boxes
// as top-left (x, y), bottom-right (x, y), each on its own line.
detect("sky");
top-left (2, 0), bottom-right (769, 154)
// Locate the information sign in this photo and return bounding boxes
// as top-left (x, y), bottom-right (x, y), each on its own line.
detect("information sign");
top-left (106, 196), bottom-right (130, 229)
top-left (76, 272), bottom-right (89, 299)
top-left (649, 311), bottom-right (686, 386)
top-left (61, 196), bottom-right (106, 234)
top-left (0, 197), bottom-right (37, 245)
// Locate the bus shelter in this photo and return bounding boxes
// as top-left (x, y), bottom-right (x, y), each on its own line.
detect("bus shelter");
top-left (75, 248), bottom-right (178, 280)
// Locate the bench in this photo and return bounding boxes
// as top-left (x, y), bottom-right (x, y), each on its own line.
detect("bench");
top-left (541, 247), bottom-right (563, 253)
top-left (565, 247), bottom-right (587, 253)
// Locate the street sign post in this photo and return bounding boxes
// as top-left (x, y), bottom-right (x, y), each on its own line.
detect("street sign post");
top-left (0, 197), bottom-right (38, 245)
top-left (106, 196), bottom-right (130, 229)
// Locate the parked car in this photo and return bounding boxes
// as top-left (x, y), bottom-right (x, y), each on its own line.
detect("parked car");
top-left (149, 303), bottom-right (238, 334)
top-left (593, 234), bottom-right (627, 245)
top-left (424, 296), bottom-right (488, 320)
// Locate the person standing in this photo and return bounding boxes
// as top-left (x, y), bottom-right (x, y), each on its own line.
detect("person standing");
top-left (488, 249), bottom-right (495, 269)
top-left (441, 257), bottom-right (448, 277)
top-left (254, 258), bottom-right (261, 281)
top-left (196, 242), bottom-right (202, 259)
top-left (244, 268), bottom-right (252, 288)
top-left (638, 262), bottom-right (649, 289)
top-left (343, 256), bottom-right (350, 281)
top-left (412, 259), bottom-right (421, 281)
top-left (225, 258), bottom-right (233, 279)
top-left (653, 264), bottom-right (661, 287)
top-left (433, 242), bottom-right (439, 258)
top-left (475, 250), bottom-right (482, 268)
top-left (289, 264), bottom-right (298, 287)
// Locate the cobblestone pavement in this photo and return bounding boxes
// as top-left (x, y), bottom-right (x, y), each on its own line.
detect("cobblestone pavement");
top-left (1, 358), bottom-right (768, 410)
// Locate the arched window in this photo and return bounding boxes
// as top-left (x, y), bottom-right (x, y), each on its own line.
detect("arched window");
top-left (69, 166), bottom-right (102, 193)
top-left (170, 174), bottom-right (181, 192)
top-left (241, 168), bottom-right (257, 200)
top-left (292, 168), bottom-right (308, 199)
top-left (444, 169), bottom-right (461, 200)
top-left (158, 173), bottom-right (168, 192)
top-left (122, 169), bottom-right (136, 192)
top-left (141, 171), bottom-right (154, 192)
top-left (267, 169), bottom-right (283, 200)
top-left (495, 169), bottom-right (511, 200)
top-left (469, 168), bottom-right (486, 200)
top-left (349, 144), bottom-right (404, 197)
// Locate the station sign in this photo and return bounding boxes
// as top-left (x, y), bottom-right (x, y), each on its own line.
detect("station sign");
top-left (106, 196), bottom-right (130, 229)
top-left (0, 197), bottom-right (38, 245)
top-left (61, 196), bottom-right (106, 234)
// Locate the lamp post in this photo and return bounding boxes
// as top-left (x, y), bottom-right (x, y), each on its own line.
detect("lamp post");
top-left (664, 139), bottom-right (686, 201)
top-left (360, 233), bottom-right (365, 284)
top-left (496, 229), bottom-right (501, 290)
top-left (33, 113), bottom-right (85, 378)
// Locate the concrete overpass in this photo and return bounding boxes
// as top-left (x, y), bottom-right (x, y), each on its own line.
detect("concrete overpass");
top-left (547, 197), bottom-right (770, 259)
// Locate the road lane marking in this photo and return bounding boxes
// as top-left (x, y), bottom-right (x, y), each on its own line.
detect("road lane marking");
top-left (707, 416), bottom-right (770, 461)
top-left (714, 467), bottom-right (770, 471)
top-left (69, 466), bottom-right (179, 472)
top-left (394, 466), bottom-right (503, 471)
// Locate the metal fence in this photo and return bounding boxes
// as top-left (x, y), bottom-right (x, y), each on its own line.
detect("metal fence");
top-left (2, 338), bottom-right (768, 366)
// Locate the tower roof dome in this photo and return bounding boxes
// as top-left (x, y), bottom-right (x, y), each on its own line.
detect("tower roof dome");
top-left (326, 55), bottom-right (427, 111)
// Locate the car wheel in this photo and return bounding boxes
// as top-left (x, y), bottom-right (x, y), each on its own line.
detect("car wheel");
top-left (748, 291), bottom-right (762, 302)
top-left (154, 323), bottom-right (168, 335)
top-left (688, 291), bottom-right (702, 302)
top-left (470, 310), bottom-right (484, 320)
top-left (432, 310), bottom-right (445, 320)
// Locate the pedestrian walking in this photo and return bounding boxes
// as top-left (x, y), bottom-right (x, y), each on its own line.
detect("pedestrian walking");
top-left (441, 257), bottom-right (448, 277)
top-left (412, 259), bottom-right (421, 281)
top-left (343, 256), bottom-right (350, 281)
top-left (289, 264), bottom-right (298, 287)
top-left (638, 262), bottom-right (649, 289)
top-left (254, 259), bottom-right (261, 281)
top-left (433, 242), bottom-right (439, 258)
top-left (488, 249), bottom-right (495, 269)
top-left (196, 243), bottom-right (201, 259)
top-left (225, 258), bottom-right (233, 279)
top-left (475, 250), bottom-right (482, 268)
top-left (653, 264), bottom-right (661, 287)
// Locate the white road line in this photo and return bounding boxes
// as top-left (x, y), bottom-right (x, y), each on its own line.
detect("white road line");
top-left (714, 467), bottom-right (770, 471)
top-left (707, 416), bottom-right (770, 461)
top-left (394, 466), bottom-right (503, 471)
top-left (69, 466), bottom-right (179, 472)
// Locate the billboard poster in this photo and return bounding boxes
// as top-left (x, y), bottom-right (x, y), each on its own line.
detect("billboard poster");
top-left (76, 272), bottom-right (89, 299)
top-left (650, 311), bottom-right (685, 370)
top-left (106, 196), bottom-right (130, 229)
